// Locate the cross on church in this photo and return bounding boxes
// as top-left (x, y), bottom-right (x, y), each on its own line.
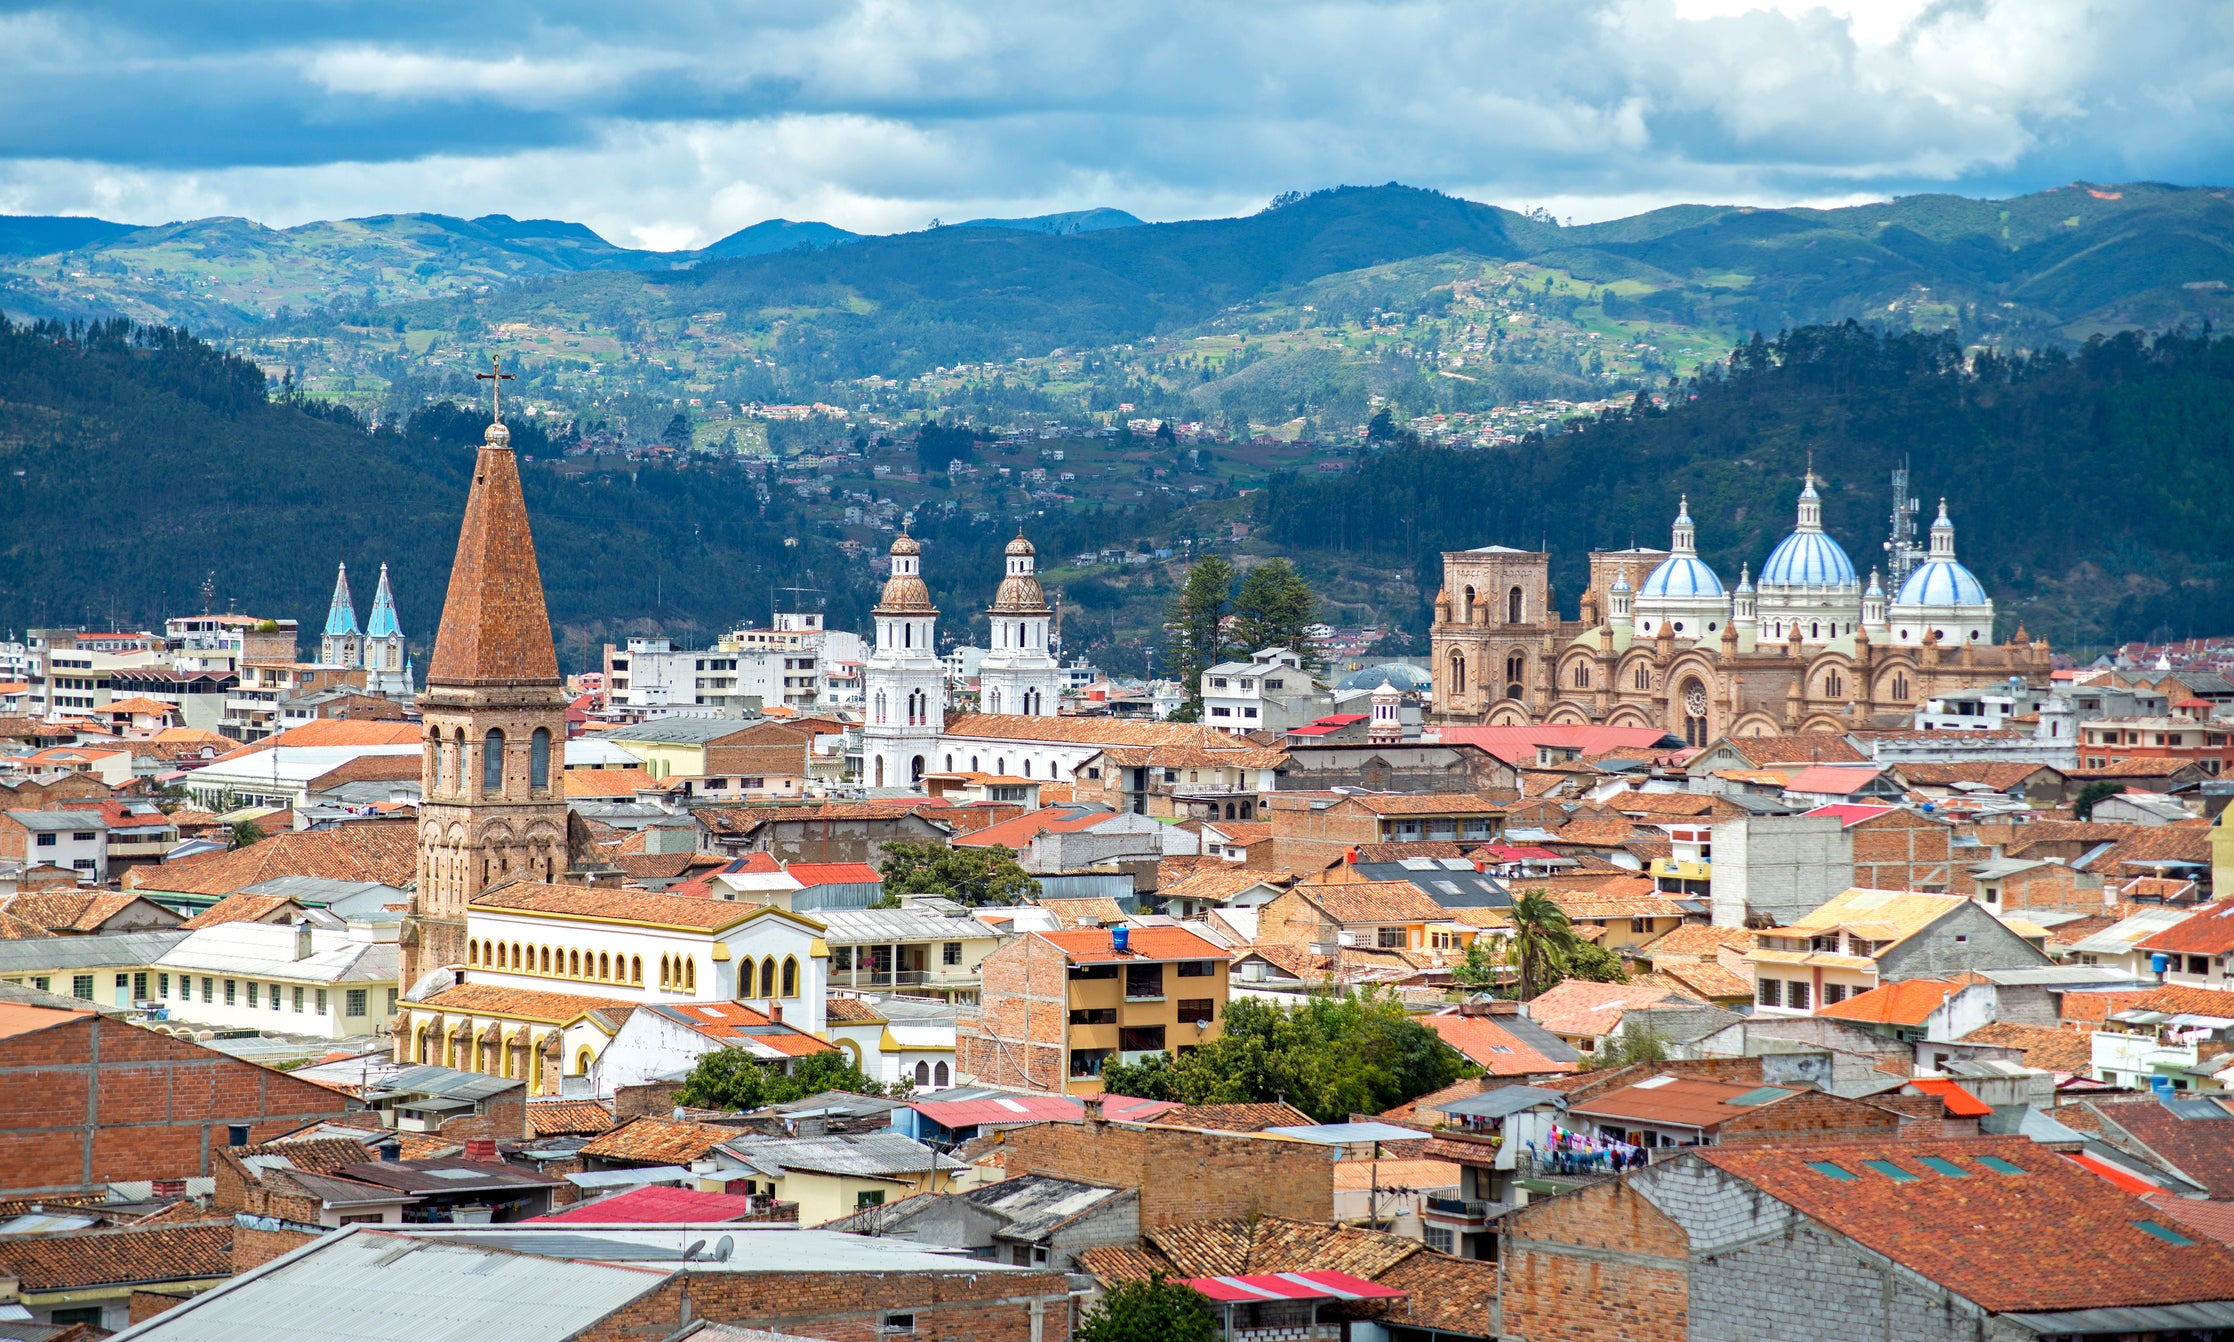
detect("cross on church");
top-left (476, 354), bottom-right (515, 424)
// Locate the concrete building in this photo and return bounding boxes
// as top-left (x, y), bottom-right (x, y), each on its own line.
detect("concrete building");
top-left (1708, 814), bottom-right (1851, 928)
top-left (957, 925), bottom-right (1231, 1094)
top-left (1200, 646), bottom-right (1332, 735)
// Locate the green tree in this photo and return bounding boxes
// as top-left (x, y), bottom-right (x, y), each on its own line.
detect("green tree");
top-left (674, 1045), bottom-right (907, 1111)
top-left (1587, 1023), bottom-right (1667, 1070)
top-left (1561, 941), bottom-right (1631, 984)
top-left (1118, 989), bottom-right (1469, 1122)
top-left (2073, 780), bottom-right (2122, 821)
top-left (1507, 889), bottom-right (1580, 1002)
top-left (1163, 555), bottom-right (1237, 719)
top-left (1450, 934), bottom-right (1508, 994)
top-left (1231, 558), bottom-right (1321, 669)
top-left (1078, 1273), bottom-right (1217, 1342)
top-left (229, 820), bottom-right (266, 849)
top-left (878, 839), bottom-right (1039, 906)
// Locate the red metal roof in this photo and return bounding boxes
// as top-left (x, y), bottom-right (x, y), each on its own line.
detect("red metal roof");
top-left (1805, 803), bottom-right (1897, 828)
top-left (2066, 1151), bottom-right (2169, 1197)
top-left (955, 805), bottom-right (1115, 849)
top-left (785, 862), bottom-right (881, 887)
top-left (1905, 1077), bottom-right (1994, 1118)
top-left (530, 1185), bottom-right (764, 1223)
top-left (1041, 925), bottom-right (1229, 963)
top-left (1785, 765), bottom-right (1889, 795)
top-left (910, 1094), bottom-right (1083, 1126)
top-left (1183, 1271), bottom-right (1408, 1304)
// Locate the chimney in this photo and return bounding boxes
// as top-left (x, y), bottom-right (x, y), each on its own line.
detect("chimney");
top-left (769, 1002), bottom-right (782, 1024)
top-left (293, 919), bottom-right (314, 961)
top-left (1081, 1095), bottom-right (1106, 1125)
top-left (378, 1139), bottom-right (402, 1163)
top-left (151, 1179), bottom-right (186, 1199)
top-left (464, 1137), bottom-right (499, 1162)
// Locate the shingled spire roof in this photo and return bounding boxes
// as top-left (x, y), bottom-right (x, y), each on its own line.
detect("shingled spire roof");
top-left (322, 563), bottom-right (360, 638)
top-left (426, 421), bottom-right (560, 687)
top-left (366, 563), bottom-right (403, 639)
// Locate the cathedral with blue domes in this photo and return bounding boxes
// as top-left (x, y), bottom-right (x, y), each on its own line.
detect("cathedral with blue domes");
top-left (1430, 472), bottom-right (2050, 744)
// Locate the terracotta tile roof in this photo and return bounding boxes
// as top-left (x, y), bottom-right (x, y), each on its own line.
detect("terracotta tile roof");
top-left (2061, 990), bottom-right (2151, 1027)
top-left (425, 431), bottom-right (562, 687)
top-left (611, 852), bottom-right (726, 884)
top-left (2043, 911), bottom-right (2126, 951)
top-left (177, 892), bottom-right (302, 930)
top-left (2136, 984), bottom-right (2234, 1018)
top-left (470, 879), bottom-right (788, 931)
top-left (1898, 762), bottom-right (2062, 789)
top-left (696, 800), bottom-right (951, 837)
top-left (2068, 758), bottom-right (2211, 778)
top-left (1205, 821), bottom-right (1273, 844)
top-left (823, 996), bottom-right (886, 1023)
top-left (1424, 1013), bottom-right (1580, 1075)
top-left (1711, 735), bottom-right (1867, 766)
top-left (124, 820), bottom-right (416, 897)
top-left (1331, 1159), bottom-right (1461, 1191)
top-left (1649, 961), bottom-right (1754, 1001)
top-left (0, 908), bottom-right (56, 939)
top-left (1547, 881), bottom-right (1687, 920)
top-left (1604, 790), bottom-right (1739, 818)
top-left (1147, 1101), bottom-right (1316, 1132)
top-left (305, 753), bottom-right (423, 792)
top-left (414, 982), bottom-right (641, 1025)
top-left (1344, 792), bottom-right (1507, 816)
top-left (0, 1222), bottom-right (232, 1291)
top-left (1700, 1138), bottom-right (2234, 1312)
top-left (1958, 1022), bottom-right (2097, 1073)
top-left (564, 768), bottom-right (654, 798)
top-left (1641, 924), bottom-right (1759, 959)
top-left (1076, 1215), bottom-right (1496, 1337)
top-left (955, 805), bottom-right (1122, 850)
top-left (2139, 901), bottom-right (2234, 955)
top-left (1158, 868), bottom-right (1293, 907)
top-left (3, 890), bottom-right (152, 932)
top-left (1540, 816), bottom-right (1645, 848)
top-left (526, 1099), bottom-right (616, 1136)
top-left (2145, 1193), bottom-right (2234, 1247)
top-left (647, 1001), bottom-right (835, 1058)
top-left (1818, 978), bottom-right (1973, 1027)
top-left (1571, 1074), bottom-right (1800, 1130)
top-left (213, 720), bottom-right (423, 761)
top-left (1524, 980), bottom-right (1685, 1038)
top-left (1036, 896), bottom-right (1129, 927)
top-left (1346, 842), bottom-right (1474, 863)
top-left (1238, 944), bottom-right (1330, 978)
top-left (1295, 881), bottom-right (1449, 925)
top-left (577, 1116), bottom-right (740, 1166)
top-left (944, 713), bottom-right (1247, 747)
top-left (1040, 926), bottom-right (1227, 963)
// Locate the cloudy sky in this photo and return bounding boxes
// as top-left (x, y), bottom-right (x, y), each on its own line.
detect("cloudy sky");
top-left (3, 0), bottom-right (2228, 249)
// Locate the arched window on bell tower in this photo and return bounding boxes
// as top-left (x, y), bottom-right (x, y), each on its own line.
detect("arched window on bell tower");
top-left (482, 729), bottom-right (505, 796)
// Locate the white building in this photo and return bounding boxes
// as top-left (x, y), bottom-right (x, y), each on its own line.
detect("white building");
top-left (6, 810), bottom-right (108, 881)
top-left (595, 999), bottom-right (843, 1096)
top-left (457, 881), bottom-right (830, 1034)
top-left (150, 921), bottom-right (401, 1040)
top-left (1754, 473), bottom-right (1863, 646)
top-left (1200, 647), bottom-right (1330, 734)
top-left (976, 534), bottom-right (1062, 718)
top-left (1634, 497), bottom-right (1732, 642)
top-left (181, 743), bottom-right (422, 812)
top-left (862, 533), bottom-right (947, 790)
top-left (1887, 501), bottom-right (1997, 648)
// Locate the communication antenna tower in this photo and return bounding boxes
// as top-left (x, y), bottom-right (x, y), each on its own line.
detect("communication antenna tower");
top-left (1883, 457), bottom-right (1924, 588)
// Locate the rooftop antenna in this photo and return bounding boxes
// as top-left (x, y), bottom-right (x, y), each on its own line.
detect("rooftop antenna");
top-left (1883, 455), bottom-right (1924, 588)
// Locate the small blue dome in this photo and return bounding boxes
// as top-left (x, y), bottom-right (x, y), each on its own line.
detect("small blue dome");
top-left (1896, 559), bottom-right (1988, 608)
top-left (1639, 554), bottom-right (1725, 599)
top-left (1760, 530), bottom-right (1857, 588)
top-left (1336, 663), bottom-right (1433, 694)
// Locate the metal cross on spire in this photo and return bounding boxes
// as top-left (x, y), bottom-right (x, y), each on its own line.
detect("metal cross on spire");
top-left (476, 354), bottom-right (515, 424)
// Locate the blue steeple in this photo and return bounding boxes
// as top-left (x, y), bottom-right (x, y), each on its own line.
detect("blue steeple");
top-left (323, 563), bottom-right (360, 638)
top-left (366, 563), bottom-right (403, 639)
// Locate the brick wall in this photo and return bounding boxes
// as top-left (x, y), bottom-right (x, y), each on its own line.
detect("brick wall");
top-left (1265, 796), bottom-right (1378, 871)
top-left (1717, 1090), bottom-right (1903, 1145)
top-left (957, 934), bottom-right (1069, 1092)
top-left (1501, 1180), bottom-right (1689, 1342)
top-left (1850, 811), bottom-right (1952, 892)
top-left (0, 1013), bottom-right (355, 1197)
top-left (1001, 1119), bottom-right (1333, 1227)
top-left (573, 1268), bottom-right (1074, 1342)
top-left (614, 1079), bottom-right (683, 1119)
top-left (233, 1223), bottom-right (321, 1272)
top-left (129, 1288), bottom-right (194, 1324)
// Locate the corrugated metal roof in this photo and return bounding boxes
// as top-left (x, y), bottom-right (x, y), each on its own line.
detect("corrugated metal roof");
top-left (154, 923), bottom-right (398, 984)
top-left (0, 929), bottom-right (187, 972)
top-left (715, 1131), bottom-right (965, 1179)
top-left (815, 908), bottom-right (993, 945)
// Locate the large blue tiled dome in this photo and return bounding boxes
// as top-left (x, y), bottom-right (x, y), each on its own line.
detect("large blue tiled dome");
top-left (1896, 559), bottom-right (1988, 607)
top-left (1760, 529), bottom-right (1858, 588)
top-left (1640, 554), bottom-right (1726, 598)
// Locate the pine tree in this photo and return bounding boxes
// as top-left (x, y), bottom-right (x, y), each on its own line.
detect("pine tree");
top-left (1163, 556), bottom-right (1236, 719)
top-left (1231, 559), bottom-right (1320, 669)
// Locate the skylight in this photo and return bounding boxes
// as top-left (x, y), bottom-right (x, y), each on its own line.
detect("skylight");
top-left (2136, 1220), bottom-right (2197, 1246)
top-left (1916, 1157), bottom-right (1969, 1178)
top-left (1806, 1161), bottom-right (1858, 1182)
top-left (1633, 1076), bottom-right (1677, 1090)
top-left (1862, 1160), bottom-right (1918, 1182)
top-left (1975, 1156), bottom-right (2026, 1175)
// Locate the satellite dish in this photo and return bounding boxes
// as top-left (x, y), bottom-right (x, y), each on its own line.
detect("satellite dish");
top-left (683, 1239), bottom-right (707, 1261)
top-left (715, 1235), bottom-right (734, 1261)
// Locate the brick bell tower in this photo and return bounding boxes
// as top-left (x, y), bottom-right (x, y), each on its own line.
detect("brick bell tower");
top-left (401, 385), bottom-right (570, 993)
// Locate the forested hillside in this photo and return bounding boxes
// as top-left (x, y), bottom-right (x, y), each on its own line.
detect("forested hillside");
top-left (0, 316), bottom-right (889, 667)
top-left (1261, 323), bottom-right (2234, 647)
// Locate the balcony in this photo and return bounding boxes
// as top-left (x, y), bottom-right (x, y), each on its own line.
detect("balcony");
top-left (1423, 1196), bottom-right (1504, 1225)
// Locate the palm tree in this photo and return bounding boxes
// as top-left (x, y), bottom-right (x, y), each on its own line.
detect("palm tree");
top-left (1506, 889), bottom-right (1577, 1002)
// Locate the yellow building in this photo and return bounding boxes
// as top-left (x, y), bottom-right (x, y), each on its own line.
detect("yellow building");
top-left (1741, 886), bottom-right (2048, 1015)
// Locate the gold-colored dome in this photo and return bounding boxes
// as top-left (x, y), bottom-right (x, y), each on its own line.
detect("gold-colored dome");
top-left (990, 573), bottom-right (1050, 615)
top-left (1005, 534), bottom-right (1036, 558)
top-left (877, 574), bottom-right (936, 614)
top-left (890, 533), bottom-right (921, 557)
